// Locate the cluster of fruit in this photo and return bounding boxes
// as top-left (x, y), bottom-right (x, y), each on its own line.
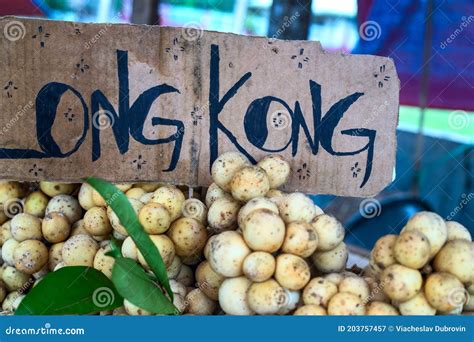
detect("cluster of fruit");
top-left (367, 212), bottom-right (473, 315)
top-left (0, 152), bottom-right (471, 316)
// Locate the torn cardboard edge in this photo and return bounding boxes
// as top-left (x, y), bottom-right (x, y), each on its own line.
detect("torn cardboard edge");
top-left (0, 17), bottom-right (399, 197)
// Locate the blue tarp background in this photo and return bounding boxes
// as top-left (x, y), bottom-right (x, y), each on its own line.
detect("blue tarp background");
top-left (354, 0), bottom-right (474, 111)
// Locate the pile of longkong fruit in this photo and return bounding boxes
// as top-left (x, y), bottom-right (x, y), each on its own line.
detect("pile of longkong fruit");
top-left (0, 152), bottom-right (472, 316)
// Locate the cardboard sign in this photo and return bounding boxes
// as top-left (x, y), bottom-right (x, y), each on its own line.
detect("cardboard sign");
top-left (0, 17), bottom-right (399, 197)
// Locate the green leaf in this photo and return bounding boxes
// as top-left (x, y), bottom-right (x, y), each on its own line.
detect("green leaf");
top-left (86, 177), bottom-right (174, 300)
top-left (112, 257), bottom-right (178, 315)
top-left (16, 266), bottom-right (122, 315)
top-left (106, 237), bottom-right (123, 259)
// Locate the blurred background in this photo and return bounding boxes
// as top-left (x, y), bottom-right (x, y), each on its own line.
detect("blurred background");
top-left (1, 0), bottom-right (473, 255)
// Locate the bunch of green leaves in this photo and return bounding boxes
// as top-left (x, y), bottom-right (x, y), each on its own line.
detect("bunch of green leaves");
top-left (16, 178), bottom-right (178, 315)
